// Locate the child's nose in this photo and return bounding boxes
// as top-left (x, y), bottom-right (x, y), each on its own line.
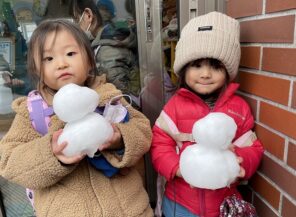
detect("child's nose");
top-left (200, 67), bottom-right (212, 78)
top-left (57, 58), bottom-right (69, 70)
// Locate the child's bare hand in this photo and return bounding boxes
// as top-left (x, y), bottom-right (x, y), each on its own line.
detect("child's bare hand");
top-left (228, 143), bottom-right (235, 152)
top-left (51, 129), bottom-right (85, 165)
top-left (176, 168), bottom-right (183, 178)
top-left (237, 156), bottom-right (246, 178)
top-left (98, 124), bottom-right (123, 151)
top-left (229, 144), bottom-right (246, 178)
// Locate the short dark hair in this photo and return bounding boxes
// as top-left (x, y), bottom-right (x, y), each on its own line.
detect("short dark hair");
top-left (27, 19), bottom-right (97, 89)
top-left (69, 0), bottom-right (102, 27)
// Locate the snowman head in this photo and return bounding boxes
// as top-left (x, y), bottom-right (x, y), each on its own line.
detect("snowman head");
top-left (192, 112), bottom-right (237, 149)
top-left (53, 83), bottom-right (100, 122)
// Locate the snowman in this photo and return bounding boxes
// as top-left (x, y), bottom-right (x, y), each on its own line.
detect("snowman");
top-left (53, 83), bottom-right (114, 158)
top-left (179, 112), bottom-right (240, 190)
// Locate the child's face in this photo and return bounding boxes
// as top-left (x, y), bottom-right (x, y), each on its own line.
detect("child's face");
top-left (35, 29), bottom-right (90, 91)
top-left (185, 59), bottom-right (227, 95)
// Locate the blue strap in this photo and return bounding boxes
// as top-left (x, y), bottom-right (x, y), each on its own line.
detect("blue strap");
top-left (87, 157), bottom-right (119, 177)
top-left (87, 106), bottom-right (125, 177)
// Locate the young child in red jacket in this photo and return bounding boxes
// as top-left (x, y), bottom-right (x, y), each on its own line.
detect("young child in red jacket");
top-left (150, 11), bottom-right (264, 217)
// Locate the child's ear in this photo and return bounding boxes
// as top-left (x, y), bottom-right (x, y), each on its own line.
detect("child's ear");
top-left (84, 8), bottom-right (94, 22)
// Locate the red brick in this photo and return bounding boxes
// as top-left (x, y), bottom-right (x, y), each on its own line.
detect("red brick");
top-left (282, 197), bottom-right (296, 217)
top-left (260, 102), bottom-right (296, 140)
top-left (266, 0), bottom-right (296, 13)
top-left (250, 173), bottom-right (280, 209)
top-left (238, 72), bottom-right (290, 105)
top-left (287, 142), bottom-right (296, 170)
top-left (262, 48), bottom-right (296, 76)
top-left (226, 0), bottom-right (262, 18)
top-left (259, 155), bottom-right (296, 199)
top-left (253, 194), bottom-right (278, 217)
top-left (241, 46), bottom-right (261, 70)
top-left (293, 82), bottom-right (296, 109)
top-left (237, 94), bottom-right (258, 118)
top-left (255, 124), bottom-right (285, 160)
top-left (240, 15), bottom-right (295, 43)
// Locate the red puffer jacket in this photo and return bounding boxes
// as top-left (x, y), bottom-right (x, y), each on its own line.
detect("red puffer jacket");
top-left (151, 83), bottom-right (264, 217)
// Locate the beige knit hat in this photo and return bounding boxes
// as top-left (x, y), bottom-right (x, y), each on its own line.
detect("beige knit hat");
top-left (173, 11), bottom-right (241, 81)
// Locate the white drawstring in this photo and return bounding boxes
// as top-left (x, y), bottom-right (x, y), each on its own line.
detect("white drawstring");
top-left (108, 94), bottom-right (132, 108)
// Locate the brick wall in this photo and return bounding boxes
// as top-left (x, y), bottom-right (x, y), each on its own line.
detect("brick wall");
top-left (226, 0), bottom-right (296, 217)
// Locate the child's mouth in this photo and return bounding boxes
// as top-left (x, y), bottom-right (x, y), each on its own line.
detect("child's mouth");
top-left (59, 73), bottom-right (72, 79)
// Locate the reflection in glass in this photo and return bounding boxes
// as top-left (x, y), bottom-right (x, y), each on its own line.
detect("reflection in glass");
top-left (19, 21), bottom-right (37, 41)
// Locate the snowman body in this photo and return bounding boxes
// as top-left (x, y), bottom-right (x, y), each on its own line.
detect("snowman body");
top-left (180, 112), bottom-right (240, 189)
top-left (53, 83), bottom-right (114, 158)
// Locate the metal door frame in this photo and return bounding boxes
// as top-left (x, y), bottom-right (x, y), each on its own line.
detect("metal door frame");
top-left (135, 0), bottom-right (165, 206)
top-left (135, 0), bottom-right (165, 124)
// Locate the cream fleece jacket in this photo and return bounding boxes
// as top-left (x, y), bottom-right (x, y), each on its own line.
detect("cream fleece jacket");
top-left (0, 78), bottom-right (153, 217)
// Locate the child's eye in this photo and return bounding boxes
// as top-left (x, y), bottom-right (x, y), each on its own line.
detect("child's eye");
top-left (43, 57), bottom-right (53, 62)
top-left (67, 52), bottom-right (77, 56)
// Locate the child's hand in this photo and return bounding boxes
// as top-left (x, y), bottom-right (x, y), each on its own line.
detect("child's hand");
top-left (228, 143), bottom-right (235, 152)
top-left (229, 144), bottom-right (246, 178)
top-left (51, 129), bottom-right (85, 165)
top-left (237, 156), bottom-right (246, 178)
top-left (176, 168), bottom-right (183, 178)
top-left (98, 124), bottom-right (124, 151)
